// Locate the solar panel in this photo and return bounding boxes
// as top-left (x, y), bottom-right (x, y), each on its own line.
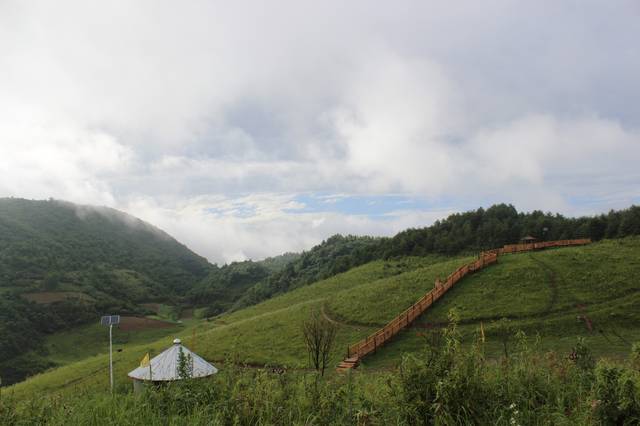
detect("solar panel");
top-left (101, 315), bottom-right (121, 326)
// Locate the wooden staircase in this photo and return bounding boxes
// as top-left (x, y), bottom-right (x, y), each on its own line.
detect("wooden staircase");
top-left (336, 238), bottom-right (592, 371)
top-left (336, 356), bottom-right (360, 372)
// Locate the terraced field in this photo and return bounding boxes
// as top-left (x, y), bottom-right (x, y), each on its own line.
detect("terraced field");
top-left (8, 238), bottom-right (640, 400)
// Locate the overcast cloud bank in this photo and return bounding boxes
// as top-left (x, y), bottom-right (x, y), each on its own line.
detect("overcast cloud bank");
top-left (1, 1), bottom-right (639, 263)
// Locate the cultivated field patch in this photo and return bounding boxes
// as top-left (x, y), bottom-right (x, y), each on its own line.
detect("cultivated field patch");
top-left (118, 316), bottom-right (175, 331)
top-left (22, 291), bottom-right (94, 304)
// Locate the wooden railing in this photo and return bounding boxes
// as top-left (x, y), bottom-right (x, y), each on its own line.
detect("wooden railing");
top-left (343, 238), bottom-right (591, 362)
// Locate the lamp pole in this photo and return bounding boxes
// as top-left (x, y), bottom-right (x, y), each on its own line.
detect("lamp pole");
top-left (101, 315), bottom-right (120, 393)
top-left (109, 323), bottom-right (113, 393)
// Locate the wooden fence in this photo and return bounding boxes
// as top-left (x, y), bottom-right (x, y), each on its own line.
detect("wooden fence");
top-left (342, 238), bottom-right (591, 364)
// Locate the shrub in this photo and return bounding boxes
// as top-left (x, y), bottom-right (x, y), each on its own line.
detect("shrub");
top-left (631, 342), bottom-right (640, 372)
top-left (592, 362), bottom-right (640, 424)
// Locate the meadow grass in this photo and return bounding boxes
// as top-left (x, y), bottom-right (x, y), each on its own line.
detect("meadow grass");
top-left (43, 321), bottom-right (184, 365)
top-left (4, 321), bottom-right (640, 425)
top-left (325, 256), bottom-right (472, 326)
top-left (6, 257), bottom-right (436, 398)
top-left (220, 256), bottom-right (445, 323)
top-left (363, 237), bottom-right (640, 368)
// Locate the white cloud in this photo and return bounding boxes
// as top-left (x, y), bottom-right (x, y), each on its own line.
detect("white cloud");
top-left (0, 114), bottom-right (132, 206)
top-left (0, 1), bottom-right (639, 262)
top-left (465, 115), bottom-right (640, 212)
top-left (121, 192), bottom-right (468, 264)
top-left (334, 49), bottom-right (462, 194)
top-left (123, 194), bottom-right (435, 264)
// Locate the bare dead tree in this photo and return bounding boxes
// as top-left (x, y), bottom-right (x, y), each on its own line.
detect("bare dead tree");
top-left (302, 309), bottom-right (337, 376)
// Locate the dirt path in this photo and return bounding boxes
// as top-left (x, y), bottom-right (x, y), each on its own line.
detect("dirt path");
top-left (118, 316), bottom-right (175, 331)
top-left (320, 304), bottom-right (371, 330)
top-left (527, 254), bottom-right (596, 333)
top-left (528, 254), bottom-right (560, 314)
top-left (320, 303), bottom-right (341, 325)
top-left (407, 287), bottom-right (640, 330)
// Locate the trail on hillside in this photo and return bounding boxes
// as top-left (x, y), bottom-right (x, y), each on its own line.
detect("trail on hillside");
top-left (512, 253), bottom-right (628, 344)
top-left (528, 254), bottom-right (597, 334)
top-left (409, 288), bottom-right (640, 332)
top-left (411, 252), bottom-right (640, 333)
top-left (404, 257), bottom-right (640, 368)
top-left (527, 254), bottom-right (560, 314)
top-left (321, 303), bottom-right (370, 329)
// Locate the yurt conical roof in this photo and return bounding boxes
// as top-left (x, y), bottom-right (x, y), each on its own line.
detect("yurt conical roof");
top-left (128, 338), bottom-right (218, 381)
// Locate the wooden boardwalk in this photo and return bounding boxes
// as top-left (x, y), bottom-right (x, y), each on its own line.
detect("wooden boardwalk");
top-left (336, 238), bottom-right (591, 372)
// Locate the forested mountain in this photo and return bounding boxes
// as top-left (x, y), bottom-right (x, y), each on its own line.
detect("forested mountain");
top-left (186, 253), bottom-right (299, 316)
top-left (0, 198), bottom-right (212, 384)
top-left (0, 198), bottom-right (211, 293)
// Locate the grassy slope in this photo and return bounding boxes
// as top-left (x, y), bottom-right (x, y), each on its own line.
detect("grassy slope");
top-left (7, 256), bottom-right (449, 398)
top-left (43, 321), bottom-right (185, 366)
top-left (363, 237), bottom-right (640, 368)
top-left (325, 256), bottom-right (474, 327)
top-left (9, 238), bottom-right (640, 398)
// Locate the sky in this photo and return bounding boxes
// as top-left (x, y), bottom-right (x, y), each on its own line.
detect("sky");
top-left (1, 0), bottom-right (639, 264)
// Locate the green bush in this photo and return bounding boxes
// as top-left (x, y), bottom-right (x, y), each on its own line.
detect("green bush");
top-left (593, 362), bottom-right (640, 425)
top-left (631, 342), bottom-right (640, 371)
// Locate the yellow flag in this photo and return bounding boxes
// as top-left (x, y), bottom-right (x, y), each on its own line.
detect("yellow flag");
top-left (140, 353), bottom-right (150, 367)
top-left (480, 322), bottom-right (486, 343)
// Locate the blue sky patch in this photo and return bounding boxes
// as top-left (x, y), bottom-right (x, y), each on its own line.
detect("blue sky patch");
top-left (287, 193), bottom-right (432, 217)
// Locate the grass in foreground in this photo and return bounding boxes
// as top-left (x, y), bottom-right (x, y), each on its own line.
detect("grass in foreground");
top-left (3, 319), bottom-right (640, 425)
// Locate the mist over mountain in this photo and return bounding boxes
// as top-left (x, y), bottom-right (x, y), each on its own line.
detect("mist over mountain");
top-left (0, 198), bottom-right (212, 384)
top-left (0, 198), bottom-right (211, 292)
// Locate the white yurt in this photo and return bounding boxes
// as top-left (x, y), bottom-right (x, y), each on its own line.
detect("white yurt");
top-left (128, 338), bottom-right (218, 391)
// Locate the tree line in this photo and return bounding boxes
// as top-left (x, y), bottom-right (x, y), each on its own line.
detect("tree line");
top-left (223, 204), bottom-right (640, 311)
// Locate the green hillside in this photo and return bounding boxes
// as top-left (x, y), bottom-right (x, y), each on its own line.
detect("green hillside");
top-left (185, 253), bottom-right (300, 317)
top-left (363, 237), bottom-right (640, 368)
top-left (0, 198), bottom-right (211, 292)
top-left (5, 255), bottom-right (447, 398)
top-left (0, 198), bottom-right (212, 384)
top-left (8, 237), bottom-right (640, 402)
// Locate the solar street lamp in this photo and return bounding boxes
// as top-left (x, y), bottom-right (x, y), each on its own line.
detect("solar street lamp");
top-left (101, 315), bottom-right (120, 393)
